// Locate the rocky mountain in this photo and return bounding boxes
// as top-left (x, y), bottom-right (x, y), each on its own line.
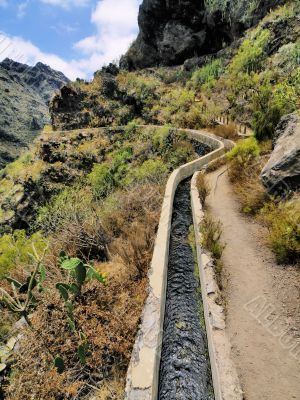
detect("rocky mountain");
top-left (121, 0), bottom-right (286, 69)
top-left (0, 59), bottom-right (69, 168)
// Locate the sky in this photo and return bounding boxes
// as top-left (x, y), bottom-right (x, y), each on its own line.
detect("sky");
top-left (0, 0), bottom-right (141, 79)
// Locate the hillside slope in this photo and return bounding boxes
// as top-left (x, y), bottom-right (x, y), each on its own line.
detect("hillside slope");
top-left (51, 0), bottom-right (299, 143)
top-left (0, 59), bottom-right (69, 168)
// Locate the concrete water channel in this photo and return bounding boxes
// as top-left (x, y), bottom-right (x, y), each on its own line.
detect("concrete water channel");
top-left (125, 128), bottom-right (240, 400)
top-left (158, 178), bottom-right (214, 399)
top-left (158, 140), bottom-right (213, 399)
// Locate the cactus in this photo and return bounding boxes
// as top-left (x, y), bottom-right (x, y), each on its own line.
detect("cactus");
top-left (77, 331), bottom-right (89, 365)
top-left (55, 253), bottom-right (106, 365)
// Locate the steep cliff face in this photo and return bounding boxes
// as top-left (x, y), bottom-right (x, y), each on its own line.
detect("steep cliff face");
top-left (0, 59), bottom-right (69, 168)
top-left (121, 0), bottom-right (286, 69)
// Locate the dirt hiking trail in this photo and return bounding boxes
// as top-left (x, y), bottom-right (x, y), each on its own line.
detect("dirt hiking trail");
top-left (206, 166), bottom-right (300, 400)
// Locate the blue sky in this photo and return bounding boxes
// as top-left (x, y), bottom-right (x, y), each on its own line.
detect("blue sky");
top-left (0, 0), bottom-right (141, 79)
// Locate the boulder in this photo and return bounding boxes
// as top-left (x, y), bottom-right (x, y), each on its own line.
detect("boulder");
top-left (261, 112), bottom-right (300, 194)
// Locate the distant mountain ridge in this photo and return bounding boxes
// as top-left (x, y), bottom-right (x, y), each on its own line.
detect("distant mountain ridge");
top-left (0, 59), bottom-right (69, 168)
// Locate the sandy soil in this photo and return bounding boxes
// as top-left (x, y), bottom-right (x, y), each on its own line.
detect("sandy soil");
top-left (206, 166), bottom-right (300, 400)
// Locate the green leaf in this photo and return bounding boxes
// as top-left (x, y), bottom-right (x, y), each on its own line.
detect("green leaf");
top-left (4, 277), bottom-right (22, 289)
top-left (59, 251), bottom-right (67, 259)
top-left (19, 275), bottom-right (37, 293)
top-left (65, 301), bottom-right (73, 316)
top-left (65, 301), bottom-right (75, 331)
top-left (67, 317), bottom-right (76, 332)
top-left (69, 283), bottom-right (80, 296)
top-left (77, 344), bottom-right (87, 365)
top-left (56, 283), bottom-right (69, 302)
top-left (87, 266), bottom-right (106, 285)
top-left (75, 263), bottom-right (86, 287)
top-left (61, 258), bottom-right (82, 270)
top-left (29, 293), bottom-right (37, 306)
top-left (39, 264), bottom-right (46, 282)
top-left (37, 264), bottom-right (47, 292)
top-left (54, 356), bottom-right (65, 374)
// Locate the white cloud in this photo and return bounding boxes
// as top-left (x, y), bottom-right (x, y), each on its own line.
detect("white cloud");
top-left (17, 1), bottom-right (29, 18)
top-left (0, 0), bottom-right (141, 79)
top-left (40, 0), bottom-right (90, 9)
top-left (74, 0), bottom-right (140, 72)
top-left (0, 32), bottom-right (85, 79)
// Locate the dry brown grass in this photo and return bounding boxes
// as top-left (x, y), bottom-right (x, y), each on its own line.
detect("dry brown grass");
top-left (211, 123), bottom-right (239, 140)
top-left (229, 156), bottom-right (269, 214)
top-left (4, 182), bottom-right (164, 399)
top-left (205, 156), bottom-right (227, 173)
top-left (92, 368), bottom-right (125, 399)
top-left (200, 215), bottom-right (225, 289)
top-left (112, 218), bottom-right (156, 278)
top-left (5, 272), bottom-right (147, 400)
top-left (196, 173), bottom-right (211, 206)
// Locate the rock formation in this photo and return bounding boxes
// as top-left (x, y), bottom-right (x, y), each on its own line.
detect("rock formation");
top-left (0, 59), bottom-right (69, 168)
top-left (261, 112), bottom-right (300, 194)
top-left (121, 0), bottom-right (286, 69)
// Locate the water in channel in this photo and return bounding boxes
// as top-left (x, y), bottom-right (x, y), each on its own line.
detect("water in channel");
top-left (158, 140), bottom-right (214, 400)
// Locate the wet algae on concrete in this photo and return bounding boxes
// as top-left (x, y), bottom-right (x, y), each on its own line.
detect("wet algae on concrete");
top-left (158, 177), bottom-right (214, 400)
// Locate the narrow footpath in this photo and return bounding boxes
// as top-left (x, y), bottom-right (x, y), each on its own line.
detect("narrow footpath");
top-left (206, 166), bottom-right (300, 400)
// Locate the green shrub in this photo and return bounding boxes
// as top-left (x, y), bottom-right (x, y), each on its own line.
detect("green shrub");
top-left (0, 230), bottom-right (46, 277)
top-left (229, 29), bottom-right (270, 74)
top-left (252, 72), bottom-right (299, 140)
top-left (124, 120), bottom-right (138, 138)
top-left (126, 159), bottom-right (168, 185)
top-left (258, 198), bottom-right (300, 264)
top-left (152, 126), bottom-right (172, 153)
top-left (165, 141), bottom-right (194, 168)
top-left (88, 163), bottom-right (114, 198)
top-left (227, 137), bottom-right (260, 181)
top-left (164, 89), bottom-right (195, 114)
top-left (191, 59), bottom-right (224, 89)
top-left (227, 137), bottom-right (260, 162)
top-left (37, 186), bottom-right (94, 232)
top-left (172, 106), bottom-right (204, 129)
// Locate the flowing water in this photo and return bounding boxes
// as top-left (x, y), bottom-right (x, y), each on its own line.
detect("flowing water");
top-left (158, 141), bottom-right (214, 400)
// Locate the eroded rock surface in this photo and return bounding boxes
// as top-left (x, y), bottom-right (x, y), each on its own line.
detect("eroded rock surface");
top-left (121, 0), bottom-right (286, 69)
top-left (261, 112), bottom-right (300, 194)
